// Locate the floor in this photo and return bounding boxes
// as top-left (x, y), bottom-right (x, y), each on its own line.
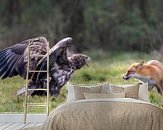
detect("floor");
top-left (0, 114), bottom-right (47, 130)
top-left (0, 122), bottom-right (43, 130)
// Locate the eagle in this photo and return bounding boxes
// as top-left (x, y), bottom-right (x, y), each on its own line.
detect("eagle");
top-left (0, 37), bottom-right (90, 96)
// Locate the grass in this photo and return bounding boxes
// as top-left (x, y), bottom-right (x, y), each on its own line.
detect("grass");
top-left (0, 51), bottom-right (163, 113)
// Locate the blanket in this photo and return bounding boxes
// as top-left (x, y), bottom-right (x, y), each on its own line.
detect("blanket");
top-left (39, 98), bottom-right (163, 130)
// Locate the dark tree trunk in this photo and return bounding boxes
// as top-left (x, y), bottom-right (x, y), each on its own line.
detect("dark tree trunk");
top-left (7, 0), bottom-right (14, 27)
top-left (15, 0), bottom-right (21, 24)
top-left (6, 0), bottom-right (21, 27)
top-left (139, 0), bottom-right (148, 20)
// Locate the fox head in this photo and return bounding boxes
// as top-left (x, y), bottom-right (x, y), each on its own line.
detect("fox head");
top-left (123, 61), bottom-right (144, 80)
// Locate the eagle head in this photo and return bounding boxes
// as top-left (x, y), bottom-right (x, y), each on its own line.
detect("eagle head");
top-left (69, 54), bottom-right (90, 69)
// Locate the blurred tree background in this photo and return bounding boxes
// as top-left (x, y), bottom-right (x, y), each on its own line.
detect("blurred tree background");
top-left (0, 0), bottom-right (163, 52)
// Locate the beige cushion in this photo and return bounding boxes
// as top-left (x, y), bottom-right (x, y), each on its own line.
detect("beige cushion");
top-left (66, 82), bottom-right (76, 102)
top-left (66, 82), bottom-right (109, 102)
top-left (74, 85), bottom-right (102, 100)
top-left (101, 83), bottom-right (112, 93)
top-left (110, 83), bottom-right (140, 99)
top-left (110, 83), bottom-right (149, 101)
top-left (84, 92), bottom-right (125, 99)
top-left (138, 83), bottom-right (149, 101)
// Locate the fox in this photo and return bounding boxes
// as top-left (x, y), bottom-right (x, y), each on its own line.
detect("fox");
top-left (123, 60), bottom-right (163, 95)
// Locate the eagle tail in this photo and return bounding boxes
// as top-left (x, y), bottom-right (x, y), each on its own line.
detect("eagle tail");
top-left (16, 80), bottom-right (46, 96)
top-left (16, 87), bottom-right (34, 96)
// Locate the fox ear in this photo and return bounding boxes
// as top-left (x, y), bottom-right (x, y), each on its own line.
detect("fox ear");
top-left (137, 60), bottom-right (144, 68)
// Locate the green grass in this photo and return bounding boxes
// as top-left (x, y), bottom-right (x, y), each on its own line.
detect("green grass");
top-left (0, 51), bottom-right (163, 113)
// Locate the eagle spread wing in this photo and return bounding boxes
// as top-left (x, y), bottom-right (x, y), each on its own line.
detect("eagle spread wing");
top-left (0, 37), bottom-right (48, 79)
top-left (28, 37), bottom-right (71, 81)
top-left (0, 43), bottom-right (27, 79)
